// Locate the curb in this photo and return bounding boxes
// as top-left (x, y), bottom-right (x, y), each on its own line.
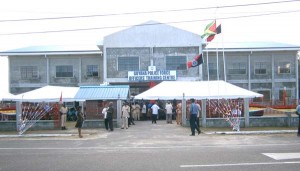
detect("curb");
top-left (0, 134), bottom-right (73, 138)
top-left (206, 130), bottom-right (297, 135)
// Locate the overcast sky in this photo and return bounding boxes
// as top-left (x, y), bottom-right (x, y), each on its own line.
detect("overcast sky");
top-left (1, 0), bottom-right (300, 92)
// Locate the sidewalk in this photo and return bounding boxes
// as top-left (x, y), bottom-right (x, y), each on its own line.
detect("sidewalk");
top-left (0, 120), bottom-right (298, 138)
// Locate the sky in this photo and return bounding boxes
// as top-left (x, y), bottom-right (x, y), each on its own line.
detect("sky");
top-left (0, 0), bottom-right (300, 92)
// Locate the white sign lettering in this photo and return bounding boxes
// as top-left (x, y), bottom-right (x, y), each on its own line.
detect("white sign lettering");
top-left (128, 70), bottom-right (177, 81)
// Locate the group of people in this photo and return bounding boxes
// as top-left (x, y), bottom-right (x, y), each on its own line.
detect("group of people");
top-left (59, 104), bottom-right (85, 138)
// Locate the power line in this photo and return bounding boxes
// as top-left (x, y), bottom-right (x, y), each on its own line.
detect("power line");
top-left (0, 0), bottom-right (299, 22)
top-left (0, 9), bottom-right (299, 36)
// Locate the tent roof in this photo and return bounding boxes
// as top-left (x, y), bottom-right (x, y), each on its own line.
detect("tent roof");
top-left (4, 86), bottom-right (79, 102)
top-left (0, 90), bottom-right (16, 101)
top-left (75, 85), bottom-right (130, 100)
top-left (134, 81), bottom-right (263, 100)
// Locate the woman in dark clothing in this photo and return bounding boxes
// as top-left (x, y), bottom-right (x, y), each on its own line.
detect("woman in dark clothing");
top-left (75, 106), bottom-right (84, 138)
top-left (106, 102), bottom-right (114, 131)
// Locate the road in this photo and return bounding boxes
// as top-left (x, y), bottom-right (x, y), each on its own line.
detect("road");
top-left (0, 120), bottom-right (300, 171)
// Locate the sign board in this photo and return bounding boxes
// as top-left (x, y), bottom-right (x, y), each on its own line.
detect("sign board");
top-left (148, 66), bottom-right (156, 71)
top-left (128, 70), bottom-right (177, 81)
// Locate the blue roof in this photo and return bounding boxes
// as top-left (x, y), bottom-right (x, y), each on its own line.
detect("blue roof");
top-left (75, 85), bottom-right (130, 100)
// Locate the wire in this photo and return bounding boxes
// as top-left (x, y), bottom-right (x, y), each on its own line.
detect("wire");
top-left (0, 9), bottom-right (299, 36)
top-left (0, 0), bottom-right (299, 22)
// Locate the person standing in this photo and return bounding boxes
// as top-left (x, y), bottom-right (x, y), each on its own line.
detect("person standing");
top-left (151, 101), bottom-right (160, 124)
top-left (189, 99), bottom-right (200, 136)
top-left (121, 102), bottom-right (130, 129)
top-left (135, 103), bottom-right (141, 121)
top-left (165, 101), bottom-right (173, 124)
top-left (141, 102), bottom-right (147, 120)
top-left (60, 104), bottom-right (68, 130)
top-left (106, 102), bottom-right (114, 131)
top-left (295, 104), bottom-right (300, 137)
top-left (75, 106), bottom-right (84, 138)
top-left (196, 100), bottom-right (201, 133)
top-left (176, 102), bottom-right (182, 125)
top-left (231, 105), bottom-right (241, 131)
top-left (102, 103), bottom-right (109, 131)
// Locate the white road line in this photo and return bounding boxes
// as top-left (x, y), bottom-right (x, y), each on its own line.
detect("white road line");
top-left (180, 161), bottom-right (300, 168)
top-left (263, 153), bottom-right (300, 160)
top-left (1, 143), bottom-right (300, 150)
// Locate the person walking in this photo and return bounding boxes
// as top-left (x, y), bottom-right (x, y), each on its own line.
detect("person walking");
top-left (295, 104), bottom-right (300, 137)
top-left (106, 102), bottom-right (114, 131)
top-left (59, 104), bottom-right (68, 130)
top-left (189, 98), bottom-right (201, 136)
top-left (121, 102), bottom-right (130, 129)
top-left (151, 101), bottom-right (160, 124)
top-left (102, 103), bottom-right (109, 131)
top-left (165, 101), bottom-right (173, 124)
top-left (75, 106), bottom-right (84, 138)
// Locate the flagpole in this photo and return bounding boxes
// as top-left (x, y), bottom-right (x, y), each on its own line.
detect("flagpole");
top-left (222, 29), bottom-right (226, 82)
top-left (216, 40), bottom-right (219, 80)
top-left (206, 42), bottom-right (209, 81)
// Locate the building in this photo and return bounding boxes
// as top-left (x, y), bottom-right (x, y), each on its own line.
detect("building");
top-left (1, 21), bottom-right (299, 107)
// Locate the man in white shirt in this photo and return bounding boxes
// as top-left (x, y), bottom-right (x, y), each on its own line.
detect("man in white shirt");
top-left (151, 101), bottom-right (160, 124)
top-left (60, 104), bottom-right (68, 130)
top-left (165, 101), bottom-right (173, 124)
top-left (102, 103), bottom-right (109, 131)
top-left (121, 102), bottom-right (130, 129)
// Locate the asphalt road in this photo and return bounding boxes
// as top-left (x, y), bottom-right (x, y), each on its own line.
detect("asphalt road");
top-left (0, 120), bottom-right (300, 171)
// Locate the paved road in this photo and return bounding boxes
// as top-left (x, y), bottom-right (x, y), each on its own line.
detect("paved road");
top-left (0, 120), bottom-right (300, 171)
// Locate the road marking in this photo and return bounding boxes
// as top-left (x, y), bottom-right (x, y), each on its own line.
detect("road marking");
top-left (1, 143), bottom-right (300, 150)
top-left (180, 161), bottom-right (300, 168)
top-left (263, 153), bottom-right (300, 160)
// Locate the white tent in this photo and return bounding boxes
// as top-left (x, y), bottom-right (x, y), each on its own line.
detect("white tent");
top-left (0, 89), bottom-right (16, 101)
top-left (134, 80), bottom-right (263, 100)
top-left (3, 85), bottom-right (80, 102)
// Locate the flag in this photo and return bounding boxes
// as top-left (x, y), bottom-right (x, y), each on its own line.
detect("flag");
top-left (187, 54), bottom-right (203, 68)
top-left (207, 35), bottom-right (215, 42)
top-left (202, 20), bottom-right (222, 42)
top-left (59, 91), bottom-right (63, 104)
top-left (206, 24), bottom-right (221, 42)
top-left (201, 20), bottom-right (216, 39)
top-left (216, 24), bottom-right (221, 34)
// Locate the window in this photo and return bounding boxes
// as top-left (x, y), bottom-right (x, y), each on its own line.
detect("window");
top-left (254, 62), bottom-right (267, 75)
top-left (56, 65), bottom-right (73, 77)
top-left (20, 66), bottom-right (38, 79)
top-left (118, 57), bottom-right (139, 71)
top-left (87, 65), bottom-right (99, 77)
top-left (166, 56), bottom-right (186, 70)
top-left (278, 62), bottom-right (291, 74)
top-left (253, 90), bottom-right (270, 102)
top-left (208, 63), bottom-right (217, 75)
top-left (228, 62), bottom-right (246, 75)
top-left (279, 89), bottom-right (291, 100)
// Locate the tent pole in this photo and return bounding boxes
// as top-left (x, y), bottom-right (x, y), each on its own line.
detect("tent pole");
top-left (244, 98), bottom-right (249, 127)
top-left (182, 93), bottom-right (187, 126)
top-left (201, 99), bottom-right (207, 128)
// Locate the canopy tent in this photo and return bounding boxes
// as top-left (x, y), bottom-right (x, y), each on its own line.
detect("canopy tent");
top-left (75, 85), bottom-right (130, 100)
top-left (134, 80), bottom-right (263, 100)
top-left (3, 85), bottom-right (80, 102)
top-left (0, 90), bottom-right (16, 101)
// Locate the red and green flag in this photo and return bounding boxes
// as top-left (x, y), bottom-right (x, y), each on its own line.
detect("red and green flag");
top-left (202, 20), bottom-right (222, 42)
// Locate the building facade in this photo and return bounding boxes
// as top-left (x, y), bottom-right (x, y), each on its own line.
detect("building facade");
top-left (1, 21), bottom-right (299, 107)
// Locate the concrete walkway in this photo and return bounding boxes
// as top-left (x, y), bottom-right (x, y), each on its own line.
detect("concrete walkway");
top-left (0, 120), bottom-right (298, 138)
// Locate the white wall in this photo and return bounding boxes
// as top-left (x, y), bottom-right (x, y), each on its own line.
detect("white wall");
top-left (0, 57), bottom-right (9, 92)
